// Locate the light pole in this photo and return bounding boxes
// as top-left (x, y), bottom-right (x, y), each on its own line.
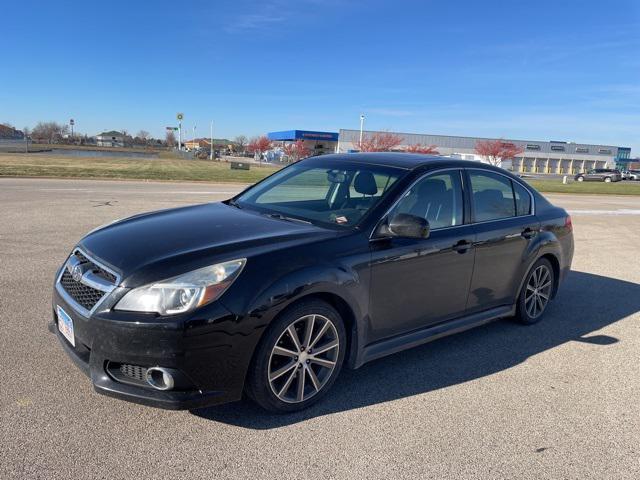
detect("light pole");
top-left (209, 121), bottom-right (214, 161)
top-left (177, 113), bottom-right (184, 150)
top-left (359, 114), bottom-right (365, 149)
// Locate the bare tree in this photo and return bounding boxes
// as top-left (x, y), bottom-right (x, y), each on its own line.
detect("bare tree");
top-left (234, 135), bottom-right (248, 151)
top-left (135, 130), bottom-right (150, 146)
top-left (136, 130), bottom-right (149, 141)
top-left (31, 121), bottom-right (68, 144)
top-left (165, 130), bottom-right (176, 148)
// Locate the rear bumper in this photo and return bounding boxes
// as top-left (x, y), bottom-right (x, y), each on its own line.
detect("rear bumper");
top-left (51, 286), bottom-right (260, 410)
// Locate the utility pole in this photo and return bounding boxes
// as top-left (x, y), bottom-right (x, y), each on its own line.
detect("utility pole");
top-left (359, 114), bottom-right (365, 149)
top-left (210, 121), bottom-right (214, 161)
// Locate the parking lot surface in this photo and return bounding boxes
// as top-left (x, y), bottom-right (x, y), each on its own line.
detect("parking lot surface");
top-left (1, 177), bottom-right (639, 479)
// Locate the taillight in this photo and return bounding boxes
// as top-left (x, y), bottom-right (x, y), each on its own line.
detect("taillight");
top-left (565, 215), bottom-right (573, 231)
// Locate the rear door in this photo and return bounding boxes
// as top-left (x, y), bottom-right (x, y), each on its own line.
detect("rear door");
top-left (465, 169), bottom-right (540, 313)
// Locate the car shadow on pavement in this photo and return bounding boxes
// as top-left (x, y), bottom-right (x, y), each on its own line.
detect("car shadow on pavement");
top-left (191, 271), bottom-right (640, 429)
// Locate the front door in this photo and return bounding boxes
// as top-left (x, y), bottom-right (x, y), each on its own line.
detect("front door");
top-left (368, 169), bottom-right (476, 342)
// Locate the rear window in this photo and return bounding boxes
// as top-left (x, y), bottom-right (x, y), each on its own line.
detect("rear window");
top-left (469, 171), bottom-right (515, 221)
top-left (469, 172), bottom-right (532, 221)
top-left (513, 182), bottom-right (532, 216)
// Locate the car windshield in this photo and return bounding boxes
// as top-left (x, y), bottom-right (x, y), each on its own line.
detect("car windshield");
top-left (233, 161), bottom-right (404, 228)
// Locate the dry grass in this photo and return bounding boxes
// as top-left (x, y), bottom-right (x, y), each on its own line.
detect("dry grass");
top-left (0, 153), bottom-right (280, 183)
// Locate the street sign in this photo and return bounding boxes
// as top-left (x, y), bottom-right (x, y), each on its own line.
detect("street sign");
top-left (177, 113), bottom-right (183, 121)
top-left (166, 126), bottom-right (178, 131)
top-left (70, 119), bottom-right (75, 125)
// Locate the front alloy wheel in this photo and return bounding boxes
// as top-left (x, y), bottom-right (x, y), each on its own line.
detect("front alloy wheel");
top-left (246, 299), bottom-right (346, 412)
top-left (268, 314), bottom-right (339, 403)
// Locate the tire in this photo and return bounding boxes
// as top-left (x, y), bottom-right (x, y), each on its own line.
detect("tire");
top-left (576, 176), bottom-right (584, 182)
top-left (514, 258), bottom-right (555, 325)
top-left (245, 299), bottom-right (346, 413)
top-left (604, 177), bottom-right (612, 183)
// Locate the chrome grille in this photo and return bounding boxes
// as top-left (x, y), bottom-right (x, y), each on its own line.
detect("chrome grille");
top-left (74, 251), bottom-right (117, 283)
top-left (60, 270), bottom-right (105, 310)
top-left (57, 249), bottom-right (119, 314)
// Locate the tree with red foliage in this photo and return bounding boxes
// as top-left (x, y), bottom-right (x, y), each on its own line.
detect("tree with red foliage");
top-left (475, 139), bottom-right (524, 166)
top-left (405, 144), bottom-right (439, 154)
top-left (247, 136), bottom-right (272, 157)
top-left (282, 140), bottom-right (311, 162)
top-left (355, 132), bottom-right (403, 152)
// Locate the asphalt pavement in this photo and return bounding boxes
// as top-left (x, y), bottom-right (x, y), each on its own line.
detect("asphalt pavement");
top-left (1, 177), bottom-right (639, 479)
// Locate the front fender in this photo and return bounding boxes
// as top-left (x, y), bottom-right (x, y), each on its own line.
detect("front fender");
top-left (221, 262), bottom-right (368, 350)
top-left (249, 265), bottom-right (366, 322)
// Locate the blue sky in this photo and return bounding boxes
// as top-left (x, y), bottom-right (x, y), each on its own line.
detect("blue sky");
top-left (2, 0), bottom-right (639, 151)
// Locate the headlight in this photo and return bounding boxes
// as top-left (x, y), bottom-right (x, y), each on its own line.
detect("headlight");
top-left (114, 259), bottom-right (245, 315)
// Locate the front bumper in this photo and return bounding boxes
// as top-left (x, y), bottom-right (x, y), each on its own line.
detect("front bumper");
top-left (51, 285), bottom-right (260, 410)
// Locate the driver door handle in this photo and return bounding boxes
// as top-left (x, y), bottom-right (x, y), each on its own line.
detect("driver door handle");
top-left (521, 227), bottom-right (537, 239)
top-left (452, 239), bottom-right (472, 254)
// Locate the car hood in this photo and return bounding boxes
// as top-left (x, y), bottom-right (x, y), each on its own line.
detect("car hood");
top-left (79, 202), bottom-right (335, 285)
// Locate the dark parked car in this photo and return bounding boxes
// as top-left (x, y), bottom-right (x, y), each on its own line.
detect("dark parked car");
top-left (574, 168), bottom-right (622, 182)
top-left (51, 154), bottom-right (574, 412)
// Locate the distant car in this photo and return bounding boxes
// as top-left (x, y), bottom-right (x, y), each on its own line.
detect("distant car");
top-left (627, 170), bottom-right (640, 181)
top-left (574, 169), bottom-right (622, 183)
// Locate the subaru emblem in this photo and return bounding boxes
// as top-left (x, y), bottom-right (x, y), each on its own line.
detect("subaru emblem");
top-left (72, 264), bottom-right (83, 282)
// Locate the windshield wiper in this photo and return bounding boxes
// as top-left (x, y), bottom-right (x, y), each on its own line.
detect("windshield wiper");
top-left (227, 199), bottom-right (242, 209)
top-left (263, 212), bottom-right (312, 225)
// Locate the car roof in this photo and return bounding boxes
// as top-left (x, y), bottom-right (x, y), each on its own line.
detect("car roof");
top-left (303, 152), bottom-right (507, 173)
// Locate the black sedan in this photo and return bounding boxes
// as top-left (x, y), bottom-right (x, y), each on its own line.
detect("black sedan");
top-left (51, 153), bottom-right (574, 412)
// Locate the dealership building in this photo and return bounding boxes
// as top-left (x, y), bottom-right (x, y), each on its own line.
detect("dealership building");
top-left (267, 130), bottom-right (339, 156)
top-left (337, 129), bottom-right (632, 174)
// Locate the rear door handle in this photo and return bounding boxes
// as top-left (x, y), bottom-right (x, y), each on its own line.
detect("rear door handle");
top-left (452, 239), bottom-right (472, 254)
top-left (521, 228), bottom-right (537, 239)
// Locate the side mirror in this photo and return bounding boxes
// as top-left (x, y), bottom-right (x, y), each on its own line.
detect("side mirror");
top-left (387, 213), bottom-right (430, 239)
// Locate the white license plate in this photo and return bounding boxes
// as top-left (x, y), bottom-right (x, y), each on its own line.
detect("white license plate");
top-left (57, 305), bottom-right (75, 347)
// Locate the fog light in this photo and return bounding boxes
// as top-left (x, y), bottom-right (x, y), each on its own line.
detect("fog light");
top-left (145, 367), bottom-right (175, 391)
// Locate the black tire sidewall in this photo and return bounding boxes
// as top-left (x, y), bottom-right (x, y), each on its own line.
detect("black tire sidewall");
top-left (246, 299), bottom-right (346, 413)
top-left (516, 258), bottom-right (555, 325)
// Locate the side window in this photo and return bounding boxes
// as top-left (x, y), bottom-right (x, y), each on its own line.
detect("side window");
top-left (513, 182), bottom-right (532, 216)
top-left (469, 171), bottom-right (516, 221)
top-left (392, 171), bottom-right (464, 229)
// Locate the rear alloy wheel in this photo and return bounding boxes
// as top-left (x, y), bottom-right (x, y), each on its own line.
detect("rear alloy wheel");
top-left (604, 177), bottom-right (612, 183)
top-left (515, 258), bottom-right (555, 325)
top-left (576, 176), bottom-right (584, 182)
top-left (246, 299), bottom-right (346, 412)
